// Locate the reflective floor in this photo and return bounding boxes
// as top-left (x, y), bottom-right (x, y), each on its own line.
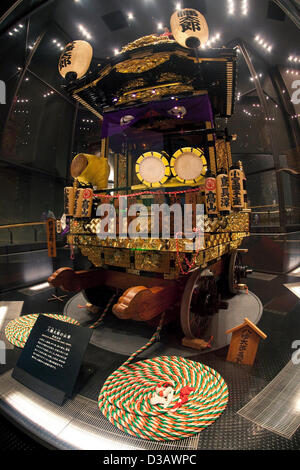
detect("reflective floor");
top-left (0, 270), bottom-right (300, 450)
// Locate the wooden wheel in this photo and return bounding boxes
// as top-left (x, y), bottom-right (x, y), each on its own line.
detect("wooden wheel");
top-left (228, 249), bottom-right (252, 294)
top-left (180, 269), bottom-right (219, 339)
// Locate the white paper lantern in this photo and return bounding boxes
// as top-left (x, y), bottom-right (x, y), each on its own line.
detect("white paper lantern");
top-left (170, 8), bottom-right (209, 49)
top-left (58, 40), bottom-right (93, 80)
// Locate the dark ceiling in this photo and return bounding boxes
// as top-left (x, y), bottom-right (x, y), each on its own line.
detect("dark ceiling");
top-left (50, 0), bottom-right (299, 65)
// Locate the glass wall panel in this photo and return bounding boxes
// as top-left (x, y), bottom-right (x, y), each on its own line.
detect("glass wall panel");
top-left (29, 23), bottom-right (72, 94)
top-left (0, 161), bottom-right (65, 227)
top-left (1, 73), bottom-right (74, 178)
top-left (72, 107), bottom-right (102, 158)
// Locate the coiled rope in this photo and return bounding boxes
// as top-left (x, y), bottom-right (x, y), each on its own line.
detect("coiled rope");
top-left (5, 292), bottom-right (117, 347)
top-left (98, 312), bottom-right (228, 441)
top-left (5, 306), bottom-right (229, 441)
top-left (5, 313), bottom-right (80, 348)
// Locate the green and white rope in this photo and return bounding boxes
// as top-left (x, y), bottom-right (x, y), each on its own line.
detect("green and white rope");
top-left (98, 313), bottom-right (228, 441)
top-left (5, 313), bottom-right (80, 348)
top-left (89, 294), bottom-right (117, 329)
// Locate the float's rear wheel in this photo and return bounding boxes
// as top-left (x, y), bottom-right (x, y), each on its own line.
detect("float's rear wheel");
top-left (180, 269), bottom-right (219, 339)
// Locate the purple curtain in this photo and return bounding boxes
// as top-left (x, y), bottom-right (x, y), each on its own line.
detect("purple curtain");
top-left (101, 94), bottom-right (213, 138)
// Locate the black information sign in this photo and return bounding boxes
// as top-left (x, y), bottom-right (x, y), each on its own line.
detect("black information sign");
top-left (12, 315), bottom-right (92, 405)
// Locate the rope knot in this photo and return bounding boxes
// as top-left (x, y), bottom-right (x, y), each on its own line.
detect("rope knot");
top-left (150, 382), bottom-right (174, 408)
top-left (172, 385), bottom-right (195, 410)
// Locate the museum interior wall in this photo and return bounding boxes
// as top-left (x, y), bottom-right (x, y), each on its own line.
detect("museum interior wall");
top-left (0, 0), bottom-right (299, 292)
top-left (0, 0), bottom-right (300, 452)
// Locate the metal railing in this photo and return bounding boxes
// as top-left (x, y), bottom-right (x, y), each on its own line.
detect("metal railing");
top-left (250, 205), bottom-right (300, 228)
top-left (0, 221), bottom-right (46, 245)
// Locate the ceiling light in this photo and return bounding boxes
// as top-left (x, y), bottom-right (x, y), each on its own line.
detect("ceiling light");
top-left (78, 24), bottom-right (92, 40)
top-left (255, 35), bottom-right (273, 53)
top-left (228, 0), bottom-right (247, 16)
top-left (128, 12), bottom-right (134, 20)
top-left (241, 0), bottom-right (248, 15)
top-left (228, 3), bottom-right (235, 15)
top-left (175, 2), bottom-right (181, 9)
top-left (157, 22), bottom-right (163, 30)
top-left (114, 48), bottom-right (119, 55)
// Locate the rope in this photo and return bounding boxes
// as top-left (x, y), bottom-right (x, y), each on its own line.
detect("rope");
top-left (69, 243), bottom-right (75, 260)
top-left (5, 314), bottom-right (80, 349)
top-left (95, 187), bottom-right (202, 200)
top-left (122, 311), bottom-right (165, 368)
top-left (98, 312), bottom-right (228, 441)
top-left (89, 294), bottom-right (117, 329)
top-left (6, 304), bottom-right (229, 441)
top-left (98, 354), bottom-right (228, 441)
top-left (175, 227), bottom-right (203, 275)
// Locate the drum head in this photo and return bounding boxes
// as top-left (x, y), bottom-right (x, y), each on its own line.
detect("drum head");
top-left (136, 151), bottom-right (170, 187)
top-left (171, 147), bottom-right (207, 184)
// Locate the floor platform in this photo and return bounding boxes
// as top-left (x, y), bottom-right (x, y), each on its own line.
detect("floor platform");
top-left (0, 274), bottom-right (300, 450)
top-left (64, 290), bottom-right (263, 357)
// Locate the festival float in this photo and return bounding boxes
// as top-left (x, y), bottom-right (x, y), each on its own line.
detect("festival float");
top-left (6, 8), bottom-right (256, 441)
top-left (50, 8), bottom-right (251, 344)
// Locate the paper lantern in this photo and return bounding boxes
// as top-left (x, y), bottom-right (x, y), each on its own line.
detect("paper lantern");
top-left (170, 147), bottom-right (207, 184)
top-left (216, 169), bottom-right (231, 215)
top-left (237, 160), bottom-right (248, 209)
top-left (58, 40), bottom-right (93, 81)
top-left (136, 151), bottom-right (171, 187)
top-left (64, 187), bottom-right (75, 216)
top-left (229, 165), bottom-right (244, 211)
top-left (74, 188), bottom-right (93, 218)
top-left (205, 170), bottom-right (218, 218)
top-left (170, 8), bottom-right (209, 49)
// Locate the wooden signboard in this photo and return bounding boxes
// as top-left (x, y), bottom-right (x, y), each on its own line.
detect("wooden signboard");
top-left (226, 317), bottom-right (267, 366)
top-left (46, 218), bottom-right (57, 258)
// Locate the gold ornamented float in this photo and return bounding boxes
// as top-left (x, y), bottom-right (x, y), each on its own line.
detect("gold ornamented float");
top-left (50, 8), bottom-right (251, 345)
